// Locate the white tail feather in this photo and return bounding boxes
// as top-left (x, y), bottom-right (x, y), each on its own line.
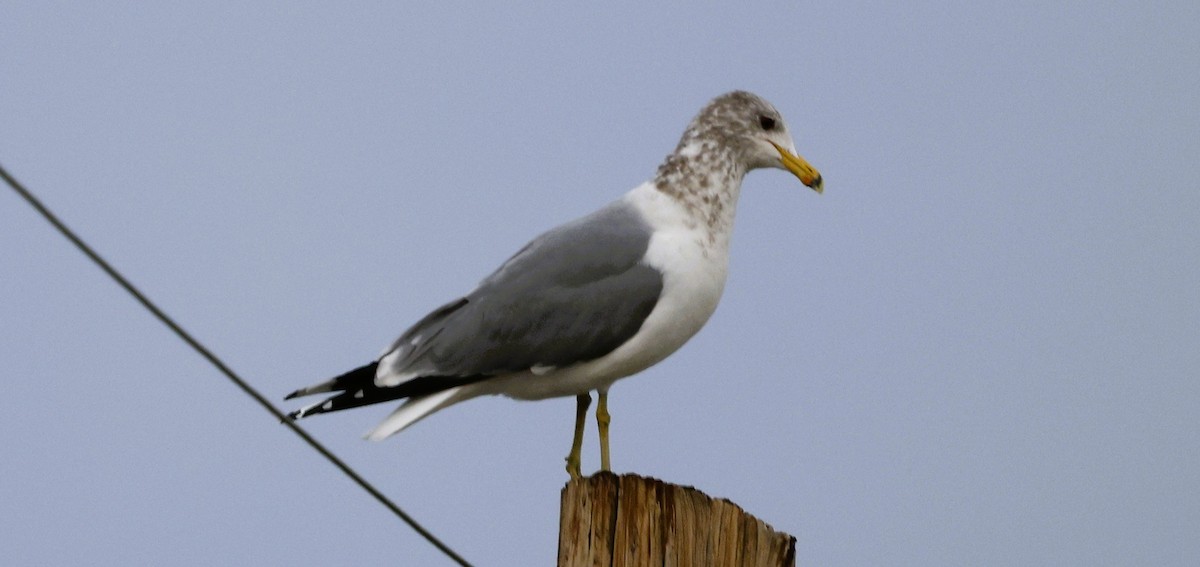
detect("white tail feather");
top-left (365, 387), bottom-right (465, 441)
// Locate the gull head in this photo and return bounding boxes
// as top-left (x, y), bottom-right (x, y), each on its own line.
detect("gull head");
top-left (678, 91), bottom-right (823, 194)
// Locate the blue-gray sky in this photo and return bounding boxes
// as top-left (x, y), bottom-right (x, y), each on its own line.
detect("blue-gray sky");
top-left (3, 3), bottom-right (1197, 565)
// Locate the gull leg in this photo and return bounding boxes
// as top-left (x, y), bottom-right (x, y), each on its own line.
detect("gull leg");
top-left (565, 393), bottom-right (591, 479)
top-left (597, 390), bottom-right (612, 472)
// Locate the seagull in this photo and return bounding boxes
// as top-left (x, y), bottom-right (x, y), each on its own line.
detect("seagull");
top-left (285, 91), bottom-right (822, 478)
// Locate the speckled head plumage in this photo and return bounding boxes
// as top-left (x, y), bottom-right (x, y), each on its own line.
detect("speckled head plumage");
top-left (653, 91), bottom-right (823, 233)
top-left (655, 91), bottom-right (822, 193)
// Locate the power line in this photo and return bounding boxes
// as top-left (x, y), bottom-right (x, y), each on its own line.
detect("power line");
top-left (1, 163), bottom-right (474, 567)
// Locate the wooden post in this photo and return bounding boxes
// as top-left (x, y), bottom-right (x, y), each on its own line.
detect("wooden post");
top-left (558, 472), bottom-right (796, 567)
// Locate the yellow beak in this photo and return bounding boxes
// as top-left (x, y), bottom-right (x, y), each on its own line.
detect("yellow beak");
top-left (770, 141), bottom-right (823, 194)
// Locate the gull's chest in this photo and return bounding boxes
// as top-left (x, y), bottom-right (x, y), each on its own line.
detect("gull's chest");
top-left (636, 226), bottom-right (729, 356)
top-left (615, 185), bottom-right (735, 365)
top-left (486, 227), bottom-right (729, 400)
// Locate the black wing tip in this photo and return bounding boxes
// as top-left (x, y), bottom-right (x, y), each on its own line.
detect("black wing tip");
top-left (283, 364), bottom-right (487, 421)
top-left (283, 388), bottom-right (305, 401)
top-left (285, 403), bottom-right (325, 421)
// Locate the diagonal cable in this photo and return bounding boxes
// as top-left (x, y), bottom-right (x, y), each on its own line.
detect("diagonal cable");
top-left (1, 163), bottom-right (473, 567)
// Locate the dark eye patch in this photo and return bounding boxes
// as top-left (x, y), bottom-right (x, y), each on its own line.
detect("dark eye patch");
top-left (758, 115), bottom-right (776, 131)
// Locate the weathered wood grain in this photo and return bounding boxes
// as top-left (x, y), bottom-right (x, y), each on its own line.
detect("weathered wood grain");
top-left (558, 473), bottom-right (795, 567)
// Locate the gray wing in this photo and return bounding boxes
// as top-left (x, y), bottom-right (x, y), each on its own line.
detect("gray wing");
top-left (380, 199), bottom-right (663, 380)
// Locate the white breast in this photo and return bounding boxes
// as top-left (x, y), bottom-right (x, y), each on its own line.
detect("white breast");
top-left (492, 182), bottom-right (731, 400)
top-left (608, 183), bottom-right (730, 373)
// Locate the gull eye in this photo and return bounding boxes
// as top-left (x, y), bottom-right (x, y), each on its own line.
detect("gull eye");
top-left (758, 115), bottom-right (776, 131)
